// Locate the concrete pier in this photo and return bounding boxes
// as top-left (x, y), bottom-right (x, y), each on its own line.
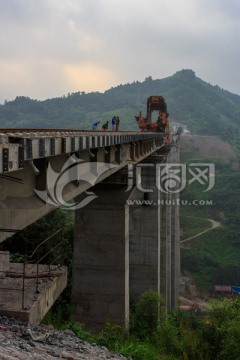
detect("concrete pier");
top-left (129, 157), bottom-right (161, 301)
top-left (72, 184), bottom-right (130, 329)
top-left (72, 144), bottom-right (180, 328)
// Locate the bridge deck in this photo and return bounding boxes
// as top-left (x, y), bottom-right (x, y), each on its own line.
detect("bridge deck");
top-left (0, 128), bottom-right (172, 174)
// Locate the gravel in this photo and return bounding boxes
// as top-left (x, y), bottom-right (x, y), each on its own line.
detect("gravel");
top-left (0, 316), bottom-right (129, 360)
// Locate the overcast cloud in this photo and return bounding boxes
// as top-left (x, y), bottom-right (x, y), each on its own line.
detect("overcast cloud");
top-left (0, 0), bottom-right (240, 102)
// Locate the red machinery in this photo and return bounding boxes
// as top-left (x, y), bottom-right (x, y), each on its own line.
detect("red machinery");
top-left (135, 95), bottom-right (170, 133)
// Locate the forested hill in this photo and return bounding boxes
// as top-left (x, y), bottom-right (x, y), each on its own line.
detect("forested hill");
top-left (1, 69), bottom-right (240, 150)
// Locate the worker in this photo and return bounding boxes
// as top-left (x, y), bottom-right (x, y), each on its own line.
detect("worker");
top-left (163, 112), bottom-right (170, 132)
top-left (111, 116), bottom-right (116, 131)
top-left (92, 121), bottom-right (100, 130)
top-left (156, 112), bottom-right (164, 132)
top-left (102, 121), bottom-right (109, 131)
top-left (176, 126), bottom-right (183, 135)
top-left (157, 112), bottom-right (170, 133)
top-left (115, 116), bottom-right (120, 131)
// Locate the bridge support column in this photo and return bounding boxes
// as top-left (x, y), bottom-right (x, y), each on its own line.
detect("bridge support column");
top-left (72, 184), bottom-right (130, 330)
top-left (129, 147), bottom-right (180, 310)
top-left (170, 189), bottom-right (180, 308)
top-left (160, 145), bottom-right (180, 310)
top-left (170, 145), bottom-right (181, 308)
top-left (129, 158), bottom-right (160, 301)
top-left (72, 145), bottom-right (180, 328)
top-left (160, 189), bottom-right (172, 310)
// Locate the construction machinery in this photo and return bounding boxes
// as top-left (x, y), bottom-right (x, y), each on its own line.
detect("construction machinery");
top-left (135, 95), bottom-right (170, 133)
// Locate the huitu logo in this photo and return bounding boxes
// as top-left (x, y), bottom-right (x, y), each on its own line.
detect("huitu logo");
top-left (126, 163), bottom-right (215, 193)
top-left (35, 155), bottom-right (118, 210)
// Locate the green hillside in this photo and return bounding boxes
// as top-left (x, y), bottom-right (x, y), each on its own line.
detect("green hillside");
top-left (1, 69), bottom-right (240, 149)
top-left (180, 136), bottom-right (240, 292)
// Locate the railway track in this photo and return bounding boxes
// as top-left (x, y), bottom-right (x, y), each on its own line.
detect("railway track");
top-left (0, 128), bottom-right (140, 134)
top-left (0, 129), bottom-right (170, 140)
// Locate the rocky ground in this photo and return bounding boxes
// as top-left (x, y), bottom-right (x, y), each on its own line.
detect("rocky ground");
top-left (0, 316), bottom-right (129, 360)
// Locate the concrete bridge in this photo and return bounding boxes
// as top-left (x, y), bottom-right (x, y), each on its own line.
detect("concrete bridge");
top-left (0, 129), bottom-right (180, 328)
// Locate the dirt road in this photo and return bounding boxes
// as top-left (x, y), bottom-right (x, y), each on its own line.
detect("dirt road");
top-left (181, 217), bottom-right (221, 243)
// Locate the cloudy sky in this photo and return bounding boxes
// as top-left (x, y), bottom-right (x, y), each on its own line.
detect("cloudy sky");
top-left (1, 0), bottom-right (240, 103)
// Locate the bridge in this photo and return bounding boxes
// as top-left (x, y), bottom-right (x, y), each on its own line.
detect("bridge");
top-left (0, 129), bottom-right (180, 328)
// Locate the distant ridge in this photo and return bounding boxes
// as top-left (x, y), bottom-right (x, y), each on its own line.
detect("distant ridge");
top-left (0, 69), bottom-right (240, 150)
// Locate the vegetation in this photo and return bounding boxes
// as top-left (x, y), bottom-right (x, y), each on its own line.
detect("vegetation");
top-left (43, 290), bottom-right (240, 360)
top-left (0, 208), bottom-right (74, 262)
top-left (180, 140), bottom-right (240, 291)
top-left (180, 216), bottom-right (212, 239)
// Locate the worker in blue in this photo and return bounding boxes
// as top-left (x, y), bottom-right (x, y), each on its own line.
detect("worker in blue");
top-left (111, 116), bottom-right (116, 131)
top-left (92, 121), bottom-right (100, 130)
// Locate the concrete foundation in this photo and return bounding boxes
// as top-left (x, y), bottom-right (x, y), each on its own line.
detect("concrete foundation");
top-left (0, 263), bottom-right (68, 324)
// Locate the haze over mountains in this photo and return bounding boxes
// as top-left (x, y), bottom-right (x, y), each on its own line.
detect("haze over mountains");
top-left (1, 69), bottom-right (240, 150)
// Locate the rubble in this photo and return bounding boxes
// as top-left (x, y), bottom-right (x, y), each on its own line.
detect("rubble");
top-left (0, 316), bottom-right (128, 360)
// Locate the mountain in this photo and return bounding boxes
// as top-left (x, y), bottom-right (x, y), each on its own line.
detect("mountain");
top-left (1, 69), bottom-right (240, 150)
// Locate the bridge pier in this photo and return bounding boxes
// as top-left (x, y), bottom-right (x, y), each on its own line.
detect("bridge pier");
top-left (72, 145), bottom-right (180, 329)
top-left (128, 157), bottom-right (161, 301)
top-left (170, 145), bottom-right (181, 309)
top-left (128, 150), bottom-right (179, 309)
top-left (160, 185), bottom-right (172, 310)
top-left (72, 184), bottom-right (130, 329)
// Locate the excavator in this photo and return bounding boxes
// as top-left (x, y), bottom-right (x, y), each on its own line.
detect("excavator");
top-left (135, 95), bottom-right (170, 133)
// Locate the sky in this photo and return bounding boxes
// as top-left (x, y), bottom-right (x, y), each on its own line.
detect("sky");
top-left (1, 0), bottom-right (240, 103)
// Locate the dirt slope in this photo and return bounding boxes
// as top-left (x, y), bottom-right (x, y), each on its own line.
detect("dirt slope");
top-left (181, 135), bottom-right (237, 161)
